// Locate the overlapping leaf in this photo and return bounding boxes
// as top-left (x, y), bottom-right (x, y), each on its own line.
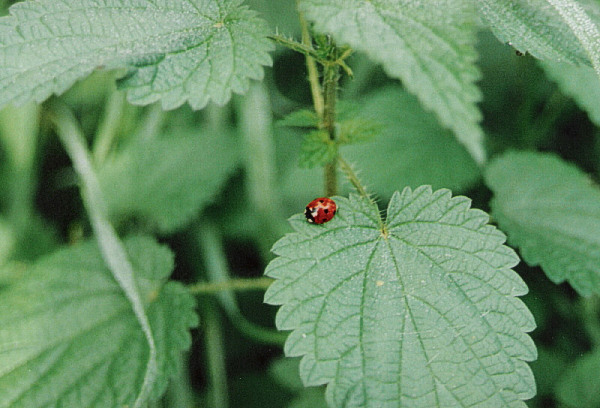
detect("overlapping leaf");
top-left (485, 151), bottom-right (600, 296)
top-left (0, 0), bottom-right (272, 110)
top-left (0, 235), bottom-right (197, 407)
top-left (478, 0), bottom-right (589, 64)
top-left (265, 187), bottom-right (536, 407)
top-left (299, 0), bottom-right (485, 163)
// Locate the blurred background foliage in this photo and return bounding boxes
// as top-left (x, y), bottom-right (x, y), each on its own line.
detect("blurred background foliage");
top-left (0, 0), bottom-right (599, 407)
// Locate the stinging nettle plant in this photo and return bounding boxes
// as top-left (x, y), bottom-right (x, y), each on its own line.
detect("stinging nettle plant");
top-left (0, 0), bottom-right (599, 407)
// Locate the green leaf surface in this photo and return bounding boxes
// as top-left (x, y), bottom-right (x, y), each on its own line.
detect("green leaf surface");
top-left (0, 235), bottom-right (198, 408)
top-left (477, 0), bottom-right (589, 65)
top-left (343, 86), bottom-right (480, 195)
top-left (278, 109), bottom-right (319, 128)
top-left (299, 130), bottom-right (336, 168)
top-left (555, 349), bottom-right (600, 408)
top-left (299, 0), bottom-right (485, 164)
top-left (541, 60), bottom-right (600, 126)
top-left (98, 127), bottom-right (239, 233)
top-left (265, 187), bottom-right (536, 408)
top-left (485, 151), bottom-right (600, 296)
top-left (545, 0), bottom-right (600, 80)
top-left (0, 0), bottom-right (272, 110)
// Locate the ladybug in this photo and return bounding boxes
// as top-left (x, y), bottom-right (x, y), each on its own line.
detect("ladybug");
top-left (304, 197), bottom-right (337, 224)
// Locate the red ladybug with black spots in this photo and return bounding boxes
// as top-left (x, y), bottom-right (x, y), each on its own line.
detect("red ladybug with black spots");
top-left (304, 197), bottom-right (337, 224)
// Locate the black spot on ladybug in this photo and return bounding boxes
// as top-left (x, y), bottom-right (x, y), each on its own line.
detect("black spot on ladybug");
top-left (324, 209), bottom-right (329, 214)
top-left (319, 199), bottom-right (324, 203)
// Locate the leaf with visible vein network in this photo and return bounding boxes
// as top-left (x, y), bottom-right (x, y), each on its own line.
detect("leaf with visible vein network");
top-left (0, 235), bottom-right (198, 408)
top-left (0, 0), bottom-right (272, 110)
top-left (265, 187), bottom-right (536, 408)
top-left (299, 0), bottom-right (485, 164)
top-left (478, 0), bottom-right (589, 65)
top-left (485, 151), bottom-right (600, 297)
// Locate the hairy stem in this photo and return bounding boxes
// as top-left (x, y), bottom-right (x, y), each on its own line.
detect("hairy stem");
top-left (297, 2), bottom-right (324, 118)
top-left (323, 61), bottom-right (340, 196)
top-left (338, 157), bottom-right (369, 201)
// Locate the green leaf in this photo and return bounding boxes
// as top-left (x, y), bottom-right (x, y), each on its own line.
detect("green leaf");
top-left (545, 0), bottom-right (600, 80)
top-left (477, 0), bottom-right (589, 65)
top-left (485, 151), bottom-right (600, 296)
top-left (265, 187), bottom-right (536, 408)
top-left (555, 349), bottom-right (600, 408)
top-left (541, 60), bottom-right (600, 126)
top-left (0, 235), bottom-right (198, 407)
top-left (299, 0), bottom-right (485, 164)
top-left (278, 109), bottom-right (320, 128)
top-left (336, 118), bottom-right (380, 145)
top-left (0, 0), bottom-right (272, 110)
top-left (98, 128), bottom-right (239, 233)
top-left (343, 86), bottom-right (480, 195)
top-left (299, 129), bottom-right (336, 168)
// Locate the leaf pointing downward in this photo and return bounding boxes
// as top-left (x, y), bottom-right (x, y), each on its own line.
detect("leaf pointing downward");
top-left (299, 0), bottom-right (485, 164)
top-left (265, 187), bottom-right (536, 408)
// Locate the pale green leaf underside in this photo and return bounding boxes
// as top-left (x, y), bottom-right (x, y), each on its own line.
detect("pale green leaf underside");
top-left (478, 0), bottom-right (589, 65)
top-left (299, 0), bottom-right (485, 164)
top-left (0, 0), bottom-right (272, 110)
top-left (98, 128), bottom-right (239, 233)
top-left (485, 151), bottom-right (600, 296)
top-left (541, 60), bottom-right (600, 126)
top-left (265, 187), bottom-right (536, 408)
top-left (0, 236), bottom-right (197, 408)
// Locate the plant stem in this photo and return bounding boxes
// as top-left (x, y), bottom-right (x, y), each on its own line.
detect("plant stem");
top-left (338, 157), bottom-right (369, 201)
top-left (236, 82), bottom-right (288, 256)
top-left (93, 88), bottom-right (125, 164)
top-left (0, 103), bottom-right (39, 232)
top-left (136, 102), bottom-right (166, 141)
top-left (188, 277), bottom-right (274, 295)
top-left (203, 299), bottom-right (229, 408)
top-left (322, 60), bottom-right (340, 197)
top-left (196, 223), bottom-right (287, 345)
top-left (50, 102), bottom-right (157, 408)
top-left (297, 2), bottom-right (324, 118)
